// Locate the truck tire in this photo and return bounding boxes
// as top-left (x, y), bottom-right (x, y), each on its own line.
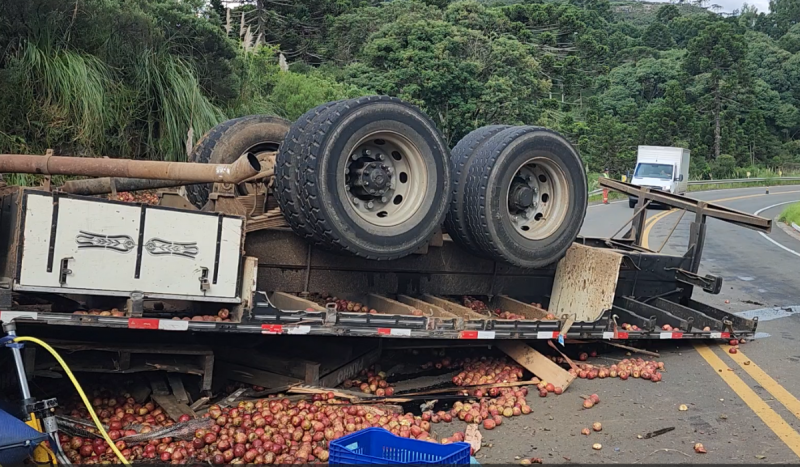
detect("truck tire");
top-left (186, 115), bottom-right (291, 209)
top-left (464, 126), bottom-right (587, 268)
top-left (275, 101), bottom-right (344, 240)
top-left (296, 96), bottom-right (452, 260)
top-left (445, 125), bottom-right (511, 253)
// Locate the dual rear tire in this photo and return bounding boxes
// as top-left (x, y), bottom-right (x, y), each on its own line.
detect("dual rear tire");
top-left (446, 126), bottom-right (587, 269)
top-left (191, 98), bottom-right (586, 268)
top-left (275, 96), bottom-right (451, 260)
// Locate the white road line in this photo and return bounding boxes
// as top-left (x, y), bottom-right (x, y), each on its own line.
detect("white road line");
top-left (754, 200), bottom-right (800, 258)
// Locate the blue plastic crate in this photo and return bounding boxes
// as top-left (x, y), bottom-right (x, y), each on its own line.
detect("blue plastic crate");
top-left (329, 427), bottom-right (471, 465)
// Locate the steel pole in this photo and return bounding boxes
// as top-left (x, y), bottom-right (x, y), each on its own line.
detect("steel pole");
top-left (0, 152), bottom-right (261, 184)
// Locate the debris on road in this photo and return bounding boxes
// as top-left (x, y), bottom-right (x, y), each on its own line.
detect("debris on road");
top-left (20, 338), bottom-right (692, 464)
top-left (592, 443), bottom-right (603, 450)
top-left (568, 358), bottom-right (665, 382)
top-left (694, 443), bottom-right (707, 453)
top-left (465, 424), bottom-right (482, 454)
top-left (641, 427), bottom-right (675, 439)
top-left (342, 367), bottom-right (395, 396)
top-left (679, 404), bottom-right (689, 411)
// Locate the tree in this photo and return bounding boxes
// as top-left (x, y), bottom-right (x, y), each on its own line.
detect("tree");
top-left (685, 22), bottom-right (749, 159)
top-left (766, 0), bottom-right (800, 38)
top-left (637, 80), bottom-right (696, 146)
top-left (579, 115), bottom-right (636, 173)
top-left (779, 24), bottom-right (800, 52)
top-left (656, 4), bottom-right (681, 23)
top-left (644, 23), bottom-right (677, 50)
top-left (1, 0), bottom-right (800, 177)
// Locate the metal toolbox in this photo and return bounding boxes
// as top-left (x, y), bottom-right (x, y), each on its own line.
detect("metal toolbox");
top-left (0, 188), bottom-right (244, 302)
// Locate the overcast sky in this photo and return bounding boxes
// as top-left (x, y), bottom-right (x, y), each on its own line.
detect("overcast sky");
top-left (702, 0), bottom-right (770, 13)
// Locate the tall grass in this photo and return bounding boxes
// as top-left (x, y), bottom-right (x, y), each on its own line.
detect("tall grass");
top-left (19, 41), bottom-right (114, 152)
top-left (8, 41), bottom-right (226, 162)
top-left (133, 48), bottom-right (225, 161)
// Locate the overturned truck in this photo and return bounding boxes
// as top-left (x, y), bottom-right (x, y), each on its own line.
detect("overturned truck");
top-left (0, 96), bottom-right (766, 342)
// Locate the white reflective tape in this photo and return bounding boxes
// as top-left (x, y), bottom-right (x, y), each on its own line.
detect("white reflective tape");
top-left (0, 311), bottom-right (38, 321)
top-left (603, 332), bottom-right (614, 340)
top-left (389, 328), bottom-right (411, 337)
top-left (659, 332), bottom-right (673, 339)
top-left (709, 332), bottom-right (722, 339)
top-left (158, 320), bottom-right (189, 331)
top-left (537, 331), bottom-right (556, 339)
top-left (477, 331), bottom-right (496, 339)
top-left (286, 326), bottom-right (311, 335)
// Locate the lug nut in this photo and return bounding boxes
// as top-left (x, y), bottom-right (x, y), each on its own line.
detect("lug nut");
top-left (367, 201), bottom-right (374, 209)
top-left (378, 154), bottom-right (385, 160)
top-left (351, 153), bottom-right (359, 160)
top-left (381, 196), bottom-right (387, 203)
top-left (353, 198), bottom-right (359, 205)
top-left (362, 149), bottom-right (371, 156)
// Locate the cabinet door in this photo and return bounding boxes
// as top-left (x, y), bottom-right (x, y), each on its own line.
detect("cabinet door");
top-left (18, 195), bottom-right (141, 291)
top-left (137, 208), bottom-right (242, 299)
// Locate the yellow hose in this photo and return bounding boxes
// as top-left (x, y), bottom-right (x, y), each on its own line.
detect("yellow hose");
top-left (13, 336), bottom-right (130, 465)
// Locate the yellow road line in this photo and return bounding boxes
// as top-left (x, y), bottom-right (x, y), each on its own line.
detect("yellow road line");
top-left (722, 345), bottom-right (800, 420)
top-left (694, 343), bottom-right (800, 458)
top-left (641, 189), bottom-right (800, 249)
top-left (640, 209), bottom-right (675, 249)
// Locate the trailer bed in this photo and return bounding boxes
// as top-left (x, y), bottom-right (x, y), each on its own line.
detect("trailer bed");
top-left (0, 180), bottom-right (768, 341)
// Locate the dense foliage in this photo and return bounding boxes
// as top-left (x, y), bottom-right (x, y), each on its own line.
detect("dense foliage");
top-left (1, 0), bottom-right (799, 179)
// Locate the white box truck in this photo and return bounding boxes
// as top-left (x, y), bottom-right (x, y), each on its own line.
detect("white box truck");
top-left (628, 146), bottom-right (690, 208)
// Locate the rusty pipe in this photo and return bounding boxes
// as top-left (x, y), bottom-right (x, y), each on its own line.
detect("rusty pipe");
top-left (0, 152), bottom-right (261, 184)
top-left (60, 177), bottom-right (198, 195)
top-left (60, 158), bottom-right (276, 195)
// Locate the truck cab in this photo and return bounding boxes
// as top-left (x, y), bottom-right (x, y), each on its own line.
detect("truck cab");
top-left (629, 146), bottom-right (690, 208)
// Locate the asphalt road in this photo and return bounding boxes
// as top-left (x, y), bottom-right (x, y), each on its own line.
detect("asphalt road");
top-left (473, 185), bottom-right (800, 464)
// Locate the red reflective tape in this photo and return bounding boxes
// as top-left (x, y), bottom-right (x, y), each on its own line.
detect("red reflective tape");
top-left (459, 331), bottom-right (478, 339)
top-left (616, 332), bottom-right (629, 339)
top-left (377, 328), bottom-right (391, 336)
top-left (128, 318), bottom-right (158, 330)
top-left (261, 324), bottom-right (283, 334)
top-left (721, 332), bottom-right (730, 339)
top-left (672, 332), bottom-right (683, 339)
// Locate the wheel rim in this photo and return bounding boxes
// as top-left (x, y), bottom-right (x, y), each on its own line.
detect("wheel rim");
top-left (344, 131), bottom-right (427, 228)
top-left (506, 157), bottom-right (570, 240)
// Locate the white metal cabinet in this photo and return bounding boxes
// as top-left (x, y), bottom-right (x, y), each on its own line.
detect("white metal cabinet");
top-left (11, 191), bottom-right (244, 302)
top-left (137, 208), bottom-right (243, 299)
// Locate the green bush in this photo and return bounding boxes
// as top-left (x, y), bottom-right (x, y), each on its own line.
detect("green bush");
top-left (711, 155), bottom-right (737, 179)
top-left (267, 71), bottom-right (367, 121)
